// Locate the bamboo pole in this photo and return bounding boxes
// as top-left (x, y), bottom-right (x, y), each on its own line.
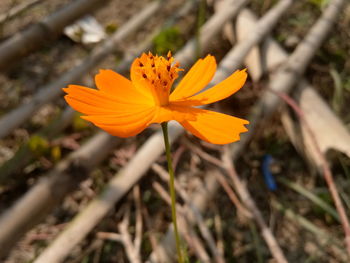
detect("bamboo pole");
top-left (0, 0), bottom-right (108, 70)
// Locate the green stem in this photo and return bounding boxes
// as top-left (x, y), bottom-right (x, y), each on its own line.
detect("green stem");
top-left (161, 122), bottom-right (183, 263)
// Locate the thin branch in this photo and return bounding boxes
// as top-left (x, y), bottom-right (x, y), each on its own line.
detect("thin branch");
top-left (148, 171), bottom-right (220, 262)
top-left (213, 212), bottom-right (225, 260)
top-left (98, 205), bottom-right (142, 263)
top-left (142, 206), bottom-right (163, 263)
top-left (133, 186), bottom-right (143, 256)
top-left (97, 232), bottom-right (123, 243)
top-left (118, 206), bottom-right (142, 263)
top-left (270, 90), bottom-right (350, 256)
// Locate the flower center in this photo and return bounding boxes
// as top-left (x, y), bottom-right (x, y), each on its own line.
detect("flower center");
top-left (135, 51), bottom-right (183, 106)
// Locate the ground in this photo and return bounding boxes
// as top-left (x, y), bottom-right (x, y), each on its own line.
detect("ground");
top-left (0, 0), bottom-right (349, 262)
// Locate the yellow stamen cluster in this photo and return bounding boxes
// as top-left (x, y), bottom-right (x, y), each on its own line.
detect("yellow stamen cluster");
top-left (135, 51), bottom-right (183, 105)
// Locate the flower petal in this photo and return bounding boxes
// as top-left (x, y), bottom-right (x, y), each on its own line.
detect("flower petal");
top-left (171, 69), bottom-right (247, 106)
top-left (63, 85), bottom-right (150, 115)
top-left (82, 106), bottom-right (156, 137)
top-left (81, 106), bottom-right (154, 124)
top-left (150, 105), bottom-right (197, 124)
top-left (95, 69), bottom-right (153, 104)
top-left (178, 108), bottom-right (249, 144)
top-left (169, 55), bottom-right (216, 101)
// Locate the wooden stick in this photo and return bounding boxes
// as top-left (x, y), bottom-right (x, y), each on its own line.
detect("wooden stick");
top-left (0, 0), bottom-right (163, 140)
top-left (0, 0), bottom-right (108, 70)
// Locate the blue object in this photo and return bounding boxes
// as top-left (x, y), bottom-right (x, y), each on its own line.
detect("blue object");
top-left (262, 154), bottom-right (277, 191)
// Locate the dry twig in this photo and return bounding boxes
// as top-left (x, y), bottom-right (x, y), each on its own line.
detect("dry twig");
top-left (98, 211), bottom-right (142, 263)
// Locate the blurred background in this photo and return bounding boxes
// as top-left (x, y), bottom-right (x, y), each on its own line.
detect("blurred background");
top-left (0, 0), bottom-right (349, 262)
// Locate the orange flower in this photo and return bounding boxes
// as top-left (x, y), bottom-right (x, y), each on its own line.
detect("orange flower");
top-left (63, 52), bottom-right (249, 144)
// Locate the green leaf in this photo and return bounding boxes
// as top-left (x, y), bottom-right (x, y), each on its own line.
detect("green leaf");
top-left (153, 27), bottom-right (183, 55)
top-left (28, 135), bottom-right (49, 155)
